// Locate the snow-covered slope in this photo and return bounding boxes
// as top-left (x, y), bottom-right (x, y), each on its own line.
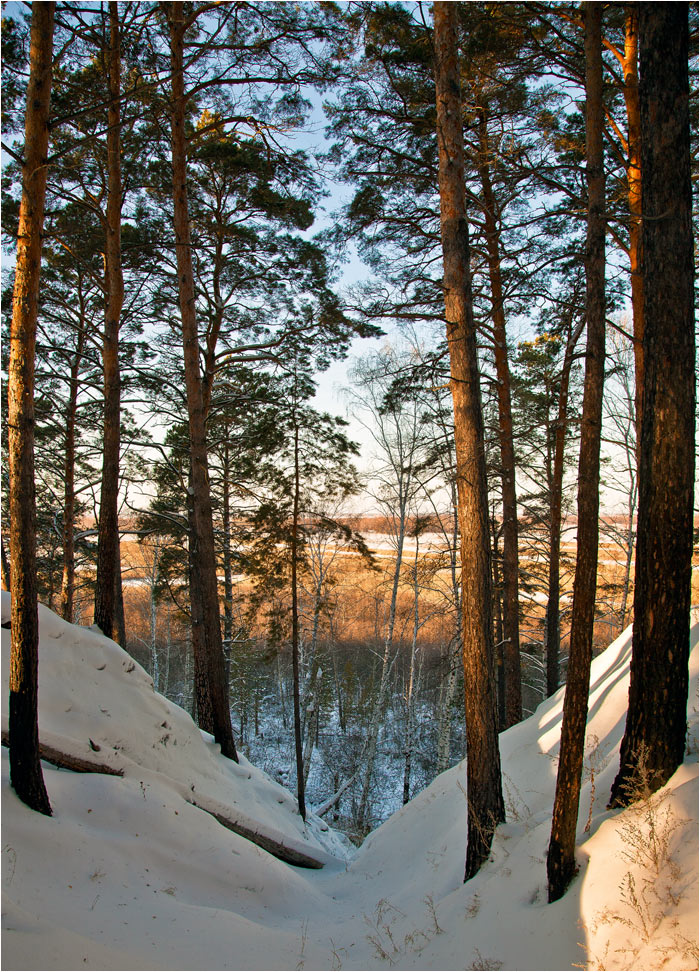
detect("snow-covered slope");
top-left (0, 592), bottom-right (349, 866)
top-left (2, 592), bottom-right (698, 971)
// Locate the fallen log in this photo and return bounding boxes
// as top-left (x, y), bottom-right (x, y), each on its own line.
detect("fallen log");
top-left (187, 799), bottom-right (325, 869)
top-left (1, 730), bottom-right (325, 869)
top-left (1, 730), bottom-right (123, 776)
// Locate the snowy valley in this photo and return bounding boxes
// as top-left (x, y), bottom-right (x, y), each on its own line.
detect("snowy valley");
top-left (1, 591), bottom-right (697, 971)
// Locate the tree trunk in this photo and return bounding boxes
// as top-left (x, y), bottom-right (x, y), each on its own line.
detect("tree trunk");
top-left (291, 419), bottom-right (306, 820)
top-left (301, 559), bottom-right (327, 786)
top-left (94, 2), bottom-right (124, 642)
top-left (186, 475), bottom-right (211, 731)
top-left (145, 541), bottom-right (160, 691)
top-left (545, 312), bottom-right (585, 697)
top-left (61, 314), bottom-right (86, 623)
top-left (7, 1), bottom-right (55, 817)
top-left (477, 107), bottom-right (522, 728)
top-left (618, 474), bottom-right (637, 629)
top-left (114, 542), bottom-right (126, 647)
top-left (302, 657), bottom-right (321, 787)
top-left (436, 490), bottom-right (462, 772)
top-left (491, 510), bottom-right (506, 728)
top-left (357, 498), bottom-right (407, 828)
top-left (403, 538), bottom-right (421, 804)
top-left (222, 434), bottom-right (233, 673)
top-left (609, 3), bottom-right (695, 808)
top-left (547, 3), bottom-right (606, 903)
top-left (622, 5), bottom-right (644, 447)
top-left (165, 0), bottom-right (237, 761)
top-left (434, 1), bottom-right (504, 882)
top-left (163, 604), bottom-right (172, 696)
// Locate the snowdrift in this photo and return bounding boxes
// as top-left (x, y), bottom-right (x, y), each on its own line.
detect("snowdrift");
top-left (1, 591), bottom-right (698, 971)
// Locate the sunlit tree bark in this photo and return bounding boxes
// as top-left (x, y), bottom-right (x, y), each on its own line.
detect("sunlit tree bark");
top-left (609, 2), bottom-right (695, 808)
top-left (7, 1), bottom-right (55, 817)
top-left (547, 2), bottom-right (606, 903)
top-left (164, 0), bottom-right (237, 761)
top-left (434, 1), bottom-right (504, 882)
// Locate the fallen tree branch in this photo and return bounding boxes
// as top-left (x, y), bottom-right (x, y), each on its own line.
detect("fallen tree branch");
top-left (187, 799), bottom-right (325, 869)
top-left (312, 766), bottom-right (363, 818)
top-left (1, 730), bottom-right (123, 776)
top-left (1, 730), bottom-right (325, 869)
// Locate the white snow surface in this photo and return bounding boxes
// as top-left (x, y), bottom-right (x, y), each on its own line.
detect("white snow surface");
top-left (1, 590), bottom-right (698, 971)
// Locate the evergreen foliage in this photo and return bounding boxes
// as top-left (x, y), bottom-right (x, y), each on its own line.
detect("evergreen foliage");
top-left (0, 1), bottom-right (696, 896)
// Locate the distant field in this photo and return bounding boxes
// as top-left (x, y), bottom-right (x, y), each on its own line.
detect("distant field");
top-left (115, 520), bottom-right (699, 658)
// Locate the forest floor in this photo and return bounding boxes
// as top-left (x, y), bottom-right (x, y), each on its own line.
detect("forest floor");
top-left (1, 590), bottom-right (698, 971)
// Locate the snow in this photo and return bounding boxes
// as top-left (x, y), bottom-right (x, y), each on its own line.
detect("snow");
top-left (2, 590), bottom-right (698, 971)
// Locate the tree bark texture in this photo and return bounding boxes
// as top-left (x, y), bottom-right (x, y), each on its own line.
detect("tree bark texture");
top-left (609, 3), bottom-right (695, 808)
top-left (166, 1), bottom-right (237, 762)
top-left (547, 3), bottom-right (606, 903)
top-left (476, 107), bottom-right (522, 728)
top-left (434, 1), bottom-right (504, 882)
top-left (94, 2), bottom-right (124, 642)
top-left (7, 1), bottom-right (55, 817)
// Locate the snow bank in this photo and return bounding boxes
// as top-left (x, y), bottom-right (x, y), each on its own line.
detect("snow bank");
top-left (1, 592), bottom-right (697, 970)
top-left (0, 591), bottom-right (350, 864)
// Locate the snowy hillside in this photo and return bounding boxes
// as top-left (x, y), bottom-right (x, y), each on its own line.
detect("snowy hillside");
top-left (2, 591), bottom-right (698, 971)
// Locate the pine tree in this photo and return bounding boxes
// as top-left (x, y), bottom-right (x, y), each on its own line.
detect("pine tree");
top-left (93, 1), bottom-right (125, 643)
top-left (259, 365), bottom-right (365, 822)
top-left (547, 2), bottom-right (607, 903)
top-left (433, 1), bottom-right (504, 881)
top-left (7, 0), bottom-right (55, 817)
top-left (609, 2), bottom-right (695, 808)
top-left (513, 297), bottom-right (585, 699)
top-left (162, 1), bottom-right (238, 759)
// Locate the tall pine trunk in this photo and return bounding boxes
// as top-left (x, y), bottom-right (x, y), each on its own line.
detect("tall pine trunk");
top-left (94, 2), bottom-right (124, 642)
top-left (609, 3), bottom-right (695, 807)
top-left (547, 3), bottom-right (606, 903)
top-left (622, 5), bottom-right (644, 446)
top-left (433, 2), bottom-right (504, 882)
top-left (8, 1), bottom-right (55, 817)
top-left (165, 1), bottom-right (237, 761)
top-left (545, 312), bottom-right (585, 696)
top-left (476, 107), bottom-right (522, 728)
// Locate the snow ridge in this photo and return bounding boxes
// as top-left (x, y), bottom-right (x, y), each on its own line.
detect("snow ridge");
top-left (2, 592), bottom-right (697, 970)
